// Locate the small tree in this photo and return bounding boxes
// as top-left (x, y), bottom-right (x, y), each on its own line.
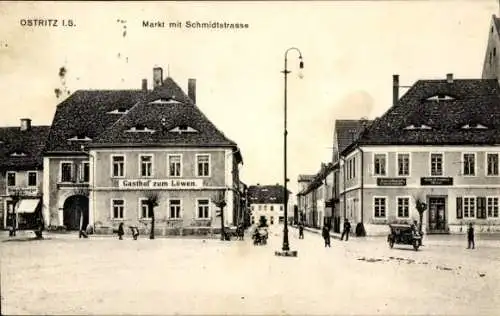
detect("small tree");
top-left (145, 191), bottom-right (160, 239)
top-left (212, 190), bottom-right (227, 240)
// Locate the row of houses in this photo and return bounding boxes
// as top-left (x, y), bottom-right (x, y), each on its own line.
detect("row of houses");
top-left (297, 14), bottom-right (500, 236)
top-left (1, 66), bottom-right (248, 235)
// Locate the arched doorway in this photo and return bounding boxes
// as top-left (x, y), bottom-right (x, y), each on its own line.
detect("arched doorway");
top-left (63, 195), bottom-right (89, 231)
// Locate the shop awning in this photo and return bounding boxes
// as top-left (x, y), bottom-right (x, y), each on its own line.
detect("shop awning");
top-left (16, 199), bottom-right (40, 214)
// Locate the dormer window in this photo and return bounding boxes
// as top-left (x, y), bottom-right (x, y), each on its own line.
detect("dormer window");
top-left (125, 125), bottom-right (156, 133)
top-left (149, 98), bottom-right (182, 105)
top-left (10, 151), bottom-right (27, 157)
top-left (168, 125), bottom-right (198, 134)
top-left (107, 107), bottom-right (129, 114)
top-left (425, 94), bottom-right (456, 102)
top-left (404, 124), bottom-right (432, 130)
top-left (461, 123), bottom-right (488, 130)
top-left (68, 135), bottom-right (92, 141)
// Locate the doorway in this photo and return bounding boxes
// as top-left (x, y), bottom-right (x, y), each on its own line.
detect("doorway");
top-left (428, 197), bottom-right (447, 233)
top-left (63, 195), bottom-right (89, 231)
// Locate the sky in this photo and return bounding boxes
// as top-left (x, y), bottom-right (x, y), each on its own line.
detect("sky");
top-left (0, 0), bottom-right (498, 196)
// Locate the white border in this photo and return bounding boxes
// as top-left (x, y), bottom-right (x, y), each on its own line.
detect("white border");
top-left (195, 197), bottom-right (211, 219)
top-left (167, 154), bottom-right (183, 177)
top-left (372, 152), bottom-right (388, 177)
top-left (59, 161), bottom-right (73, 183)
top-left (396, 152), bottom-right (411, 177)
top-left (110, 154), bottom-right (126, 178)
top-left (110, 198), bottom-right (126, 220)
top-left (485, 152), bottom-right (499, 177)
top-left (138, 154), bottom-right (154, 178)
top-left (395, 196), bottom-right (411, 219)
top-left (373, 196), bottom-right (388, 219)
top-left (195, 153), bottom-right (211, 177)
top-left (26, 170), bottom-right (38, 187)
top-left (462, 152), bottom-right (477, 177)
top-left (429, 152), bottom-right (445, 176)
top-left (168, 198), bottom-right (182, 219)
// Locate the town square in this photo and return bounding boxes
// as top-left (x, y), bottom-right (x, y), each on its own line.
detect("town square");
top-left (1, 1), bottom-right (500, 315)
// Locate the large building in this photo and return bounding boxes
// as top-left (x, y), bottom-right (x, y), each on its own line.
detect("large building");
top-left (0, 119), bottom-right (50, 230)
top-left (42, 67), bottom-right (244, 235)
top-left (339, 74), bottom-right (500, 236)
top-left (248, 184), bottom-right (291, 226)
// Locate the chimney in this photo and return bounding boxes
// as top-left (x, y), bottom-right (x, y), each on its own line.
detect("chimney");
top-left (141, 79), bottom-right (148, 91)
top-left (153, 67), bottom-right (163, 88)
top-left (188, 78), bottom-right (196, 104)
top-left (20, 118), bottom-right (31, 131)
top-left (446, 73), bottom-right (453, 83)
top-left (392, 74), bottom-right (399, 107)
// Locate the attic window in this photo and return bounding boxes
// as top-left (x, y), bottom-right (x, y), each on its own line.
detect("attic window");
top-left (68, 135), bottom-right (92, 141)
top-left (107, 107), bottom-right (129, 114)
top-left (125, 125), bottom-right (156, 133)
top-left (404, 124), bottom-right (432, 130)
top-left (149, 98), bottom-right (182, 105)
top-left (426, 94), bottom-right (456, 101)
top-left (461, 124), bottom-right (488, 130)
top-left (168, 125), bottom-right (198, 134)
top-left (10, 151), bottom-right (27, 157)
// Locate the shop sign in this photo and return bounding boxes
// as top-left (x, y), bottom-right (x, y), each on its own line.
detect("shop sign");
top-left (7, 187), bottom-right (39, 196)
top-left (118, 179), bottom-right (204, 189)
top-left (376, 178), bottom-right (407, 186)
top-left (420, 177), bottom-right (453, 186)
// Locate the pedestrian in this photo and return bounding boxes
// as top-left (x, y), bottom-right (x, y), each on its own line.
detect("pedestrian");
top-left (341, 218), bottom-right (351, 241)
top-left (467, 223), bottom-right (475, 249)
top-left (117, 222), bottom-right (124, 240)
top-left (322, 226), bottom-right (331, 247)
top-left (298, 223), bottom-right (304, 239)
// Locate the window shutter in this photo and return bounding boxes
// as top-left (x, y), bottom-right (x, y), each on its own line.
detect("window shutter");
top-left (477, 197), bottom-right (486, 219)
top-left (456, 197), bottom-right (463, 219)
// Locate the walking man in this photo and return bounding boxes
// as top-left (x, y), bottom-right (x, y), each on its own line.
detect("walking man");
top-left (341, 218), bottom-right (351, 241)
top-left (298, 222), bottom-right (304, 239)
top-left (322, 225), bottom-right (331, 247)
top-left (467, 223), bottom-right (475, 249)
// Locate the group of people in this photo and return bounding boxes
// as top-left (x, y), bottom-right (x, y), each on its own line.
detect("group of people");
top-left (297, 218), bottom-right (352, 247)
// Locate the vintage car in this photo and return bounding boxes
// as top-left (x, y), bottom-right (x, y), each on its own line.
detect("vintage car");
top-left (387, 223), bottom-right (422, 251)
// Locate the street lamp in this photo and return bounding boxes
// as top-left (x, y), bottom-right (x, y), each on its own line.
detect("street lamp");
top-left (275, 47), bottom-right (303, 258)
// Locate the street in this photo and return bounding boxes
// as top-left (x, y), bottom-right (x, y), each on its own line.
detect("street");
top-left (1, 227), bottom-right (499, 315)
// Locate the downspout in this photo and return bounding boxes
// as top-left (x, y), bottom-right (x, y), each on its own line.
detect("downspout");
top-left (341, 156), bottom-right (346, 219)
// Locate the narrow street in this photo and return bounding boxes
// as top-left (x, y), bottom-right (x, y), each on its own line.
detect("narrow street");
top-left (1, 227), bottom-right (499, 315)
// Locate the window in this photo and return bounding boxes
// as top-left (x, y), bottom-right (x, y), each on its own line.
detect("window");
top-left (264, 205), bottom-right (267, 211)
top-left (61, 162), bottom-right (73, 182)
top-left (251, 205), bottom-right (254, 211)
top-left (463, 197), bottom-right (475, 218)
top-left (463, 153), bottom-right (476, 176)
top-left (397, 197), bottom-right (410, 218)
top-left (430, 153), bottom-right (443, 176)
top-left (140, 155), bottom-right (153, 177)
top-left (169, 199), bottom-right (181, 219)
top-left (7, 172), bottom-right (15, 186)
top-left (81, 162), bottom-right (90, 183)
top-left (112, 200), bottom-right (125, 219)
top-left (196, 154), bottom-right (210, 177)
top-left (197, 199), bottom-right (210, 219)
top-left (169, 155), bottom-right (181, 177)
top-left (251, 216), bottom-right (255, 224)
top-left (112, 156), bottom-right (125, 177)
top-left (373, 154), bottom-right (386, 176)
top-left (270, 216), bottom-right (274, 225)
top-left (397, 153), bottom-right (410, 176)
top-left (258, 205), bottom-right (262, 211)
top-left (280, 205), bottom-right (283, 211)
top-left (374, 197), bottom-right (386, 218)
top-left (28, 171), bottom-right (37, 186)
top-left (487, 153), bottom-right (499, 176)
top-left (494, 47), bottom-right (497, 57)
top-left (270, 205), bottom-right (274, 211)
top-left (352, 157), bottom-right (356, 178)
top-left (487, 197), bottom-right (499, 218)
top-left (140, 199), bottom-right (153, 219)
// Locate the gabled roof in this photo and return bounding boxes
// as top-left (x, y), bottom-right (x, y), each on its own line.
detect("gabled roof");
top-left (342, 79), bottom-right (500, 155)
top-left (334, 119), bottom-right (372, 154)
top-left (247, 184), bottom-right (291, 204)
top-left (493, 15), bottom-right (500, 36)
top-left (0, 125), bottom-right (50, 170)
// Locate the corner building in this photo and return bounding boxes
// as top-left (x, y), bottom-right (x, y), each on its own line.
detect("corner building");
top-left (43, 67), bottom-right (243, 235)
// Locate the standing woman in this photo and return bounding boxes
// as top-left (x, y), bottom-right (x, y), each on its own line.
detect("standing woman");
top-left (117, 222), bottom-right (125, 240)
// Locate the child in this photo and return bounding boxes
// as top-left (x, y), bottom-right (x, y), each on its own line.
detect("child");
top-left (467, 223), bottom-right (475, 249)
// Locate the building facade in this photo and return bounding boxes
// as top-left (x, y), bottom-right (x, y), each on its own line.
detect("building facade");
top-left (339, 75), bottom-right (500, 236)
top-left (42, 67), bottom-right (243, 235)
top-left (0, 119), bottom-right (49, 230)
top-left (482, 14), bottom-right (500, 82)
top-left (248, 184), bottom-right (290, 227)
top-left (296, 174), bottom-right (314, 225)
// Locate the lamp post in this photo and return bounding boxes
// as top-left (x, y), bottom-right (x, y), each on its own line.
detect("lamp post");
top-left (275, 47), bottom-right (303, 257)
